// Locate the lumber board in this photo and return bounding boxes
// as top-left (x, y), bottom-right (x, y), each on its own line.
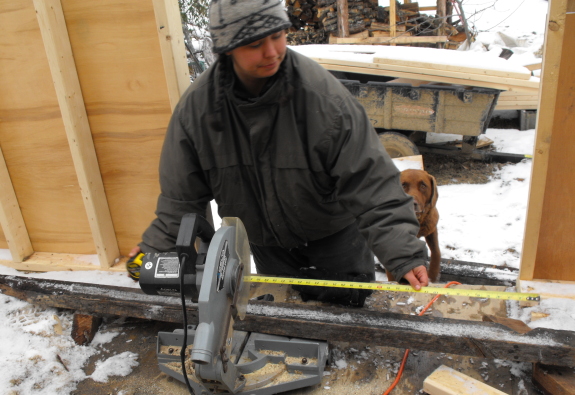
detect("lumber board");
top-left (34, 0), bottom-right (119, 269)
top-left (61, 0), bottom-right (174, 255)
top-left (312, 57), bottom-right (540, 91)
top-left (151, 0), bottom-right (191, 111)
top-left (0, 146), bottom-right (33, 262)
top-left (372, 56), bottom-right (531, 81)
top-left (327, 35), bottom-right (448, 44)
top-left (0, 252), bottom-right (125, 272)
top-left (1, 274), bottom-right (575, 367)
top-left (423, 365), bottom-right (507, 395)
top-left (521, 5), bottom-right (575, 281)
top-left (533, 363), bottom-right (575, 395)
top-left (317, 62), bottom-right (538, 93)
top-left (0, 0), bottom-right (94, 254)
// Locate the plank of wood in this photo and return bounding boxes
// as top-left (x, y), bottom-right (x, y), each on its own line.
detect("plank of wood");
top-left (312, 57), bottom-right (539, 91)
top-left (1, 274), bottom-right (575, 367)
top-left (0, 0), bottom-right (95, 254)
top-left (315, 62), bottom-right (539, 93)
top-left (521, 6), bottom-right (575, 281)
top-left (151, 0), bottom-right (191, 111)
top-left (518, 279), bottom-right (575, 300)
top-left (0, 252), bottom-right (125, 272)
top-left (533, 363), bottom-right (575, 395)
top-left (33, 0), bottom-right (120, 269)
top-left (0, 146), bottom-right (33, 262)
top-left (423, 365), bottom-right (507, 395)
top-left (525, 61), bottom-right (543, 71)
top-left (327, 35), bottom-right (448, 44)
top-left (62, 0), bottom-right (173, 256)
top-left (389, 0), bottom-right (396, 44)
top-left (71, 313), bottom-right (102, 345)
top-left (373, 56), bottom-right (531, 81)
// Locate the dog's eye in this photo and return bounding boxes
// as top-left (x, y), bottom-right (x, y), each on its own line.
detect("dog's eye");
top-left (401, 182), bottom-right (409, 191)
top-left (419, 182), bottom-right (427, 192)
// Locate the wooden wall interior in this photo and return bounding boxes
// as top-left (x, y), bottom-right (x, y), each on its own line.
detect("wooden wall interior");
top-left (0, 0), bottom-right (189, 270)
top-left (520, 0), bottom-right (575, 282)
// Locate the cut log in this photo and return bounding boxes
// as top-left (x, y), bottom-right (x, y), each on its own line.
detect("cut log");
top-left (1, 274), bottom-right (575, 367)
top-left (71, 313), bottom-right (102, 345)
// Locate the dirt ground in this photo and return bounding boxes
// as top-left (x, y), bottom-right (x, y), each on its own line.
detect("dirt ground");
top-left (422, 114), bottom-right (520, 186)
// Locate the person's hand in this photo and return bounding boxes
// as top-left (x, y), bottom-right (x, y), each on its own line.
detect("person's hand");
top-left (128, 246), bottom-right (141, 258)
top-left (403, 265), bottom-right (429, 290)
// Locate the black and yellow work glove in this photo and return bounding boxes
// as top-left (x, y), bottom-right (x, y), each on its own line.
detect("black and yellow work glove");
top-left (126, 252), bottom-right (145, 281)
top-left (291, 267), bottom-right (373, 308)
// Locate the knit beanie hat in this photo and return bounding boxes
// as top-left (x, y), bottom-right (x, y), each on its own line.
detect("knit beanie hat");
top-left (209, 0), bottom-right (292, 54)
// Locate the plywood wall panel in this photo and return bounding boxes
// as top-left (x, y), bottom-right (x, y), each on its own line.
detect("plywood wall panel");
top-left (61, 0), bottom-right (173, 254)
top-left (0, 0), bottom-right (94, 254)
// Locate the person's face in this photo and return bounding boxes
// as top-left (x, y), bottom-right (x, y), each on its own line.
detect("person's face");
top-left (227, 30), bottom-right (287, 88)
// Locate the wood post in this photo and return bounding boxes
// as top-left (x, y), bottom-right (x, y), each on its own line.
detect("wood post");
top-left (336, 0), bottom-right (349, 37)
top-left (390, 0), bottom-right (397, 45)
top-left (152, 0), bottom-right (191, 111)
top-left (520, 0), bottom-right (575, 281)
top-left (33, 0), bottom-right (120, 269)
top-left (0, 147), bottom-right (33, 262)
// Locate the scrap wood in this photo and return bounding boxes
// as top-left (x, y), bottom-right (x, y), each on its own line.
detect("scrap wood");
top-left (533, 363), bottom-right (575, 395)
top-left (423, 365), bottom-right (507, 395)
top-left (1, 274), bottom-right (575, 367)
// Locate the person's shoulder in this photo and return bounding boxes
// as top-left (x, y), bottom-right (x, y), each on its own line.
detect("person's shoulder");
top-left (176, 63), bottom-right (218, 111)
top-left (287, 48), bottom-right (350, 99)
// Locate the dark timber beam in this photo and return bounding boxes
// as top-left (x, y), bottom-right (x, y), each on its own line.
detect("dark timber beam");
top-left (1, 274), bottom-right (574, 367)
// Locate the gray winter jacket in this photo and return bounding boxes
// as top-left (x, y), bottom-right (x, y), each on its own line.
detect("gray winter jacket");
top-left (141, 48), bottom-right (427, 281)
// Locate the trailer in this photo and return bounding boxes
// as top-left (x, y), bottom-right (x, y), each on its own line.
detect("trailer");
top-left (337, 77), bottom-right (527, 162)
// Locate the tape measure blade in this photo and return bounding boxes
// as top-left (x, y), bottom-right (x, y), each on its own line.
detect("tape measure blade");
top-left (244, 276), bottom-right (539, 302)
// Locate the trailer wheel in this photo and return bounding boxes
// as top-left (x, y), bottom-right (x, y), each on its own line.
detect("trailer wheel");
top-left (378, 132), bottom-right (420, 158)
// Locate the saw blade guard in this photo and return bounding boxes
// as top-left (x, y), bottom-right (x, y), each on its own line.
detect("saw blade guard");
top-left (223, 217), bottom-right (251, 320)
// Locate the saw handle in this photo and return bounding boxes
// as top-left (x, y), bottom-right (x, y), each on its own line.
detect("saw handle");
top-left (176, 213), bottom-right (215, 274)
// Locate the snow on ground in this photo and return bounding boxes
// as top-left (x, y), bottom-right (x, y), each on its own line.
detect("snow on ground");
top-left (1, 1), bottom-right (573, 393)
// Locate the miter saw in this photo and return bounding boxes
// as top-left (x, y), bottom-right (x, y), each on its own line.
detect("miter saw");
top-left (138, 214), bottom-right (329, 395)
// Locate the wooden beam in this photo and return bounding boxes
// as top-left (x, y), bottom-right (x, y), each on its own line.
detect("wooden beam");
top-left (336, 0), bottom-right (349, 37)
top-left (328, 35), bottom-right (449, 45)
top-left (423, 365), bottom-right (507, 395)
top-left (0, 252), bottom-right (125, 272)
top-left (312, 57), bottom-right (538, 90)
top-left (313, 62), bottom-right (539, 93)
top-left (533, 363), bottom-right (575, 395)
top-left (33, 0), bottom-right (119, 269)
top-left (1, 274), bottom-right (575, 367)
top-left (152, 0), bottom-right (191, 111)
top-left (373, 56), bottom-right (531, 80)
top-left (0, 147), bottom-right (33, 262)
top-left (520, 0), bottom-right (575, 281)
top-left (390, 0), bottom-right (397, 44)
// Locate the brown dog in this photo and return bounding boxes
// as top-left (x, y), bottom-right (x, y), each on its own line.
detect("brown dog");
top-left (399, 169), bottom-right (441, 282)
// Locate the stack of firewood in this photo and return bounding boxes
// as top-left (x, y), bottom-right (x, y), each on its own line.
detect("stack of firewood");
top-left (286, 0), bottom-right (462, 46)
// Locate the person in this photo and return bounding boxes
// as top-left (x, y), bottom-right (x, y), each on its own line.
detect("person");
top-left (129, 0), bottom-right (429, 306)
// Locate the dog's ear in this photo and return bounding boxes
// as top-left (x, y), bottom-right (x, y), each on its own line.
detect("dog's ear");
top-left (428, 172), bottom-right (438, 208)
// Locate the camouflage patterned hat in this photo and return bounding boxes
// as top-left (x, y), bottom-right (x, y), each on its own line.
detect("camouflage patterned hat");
top-left (209, 0), bottom-right (292, 54)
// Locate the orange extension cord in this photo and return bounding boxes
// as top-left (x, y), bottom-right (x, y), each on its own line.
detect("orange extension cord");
top-left (382, 281), bottom-right (462, 395)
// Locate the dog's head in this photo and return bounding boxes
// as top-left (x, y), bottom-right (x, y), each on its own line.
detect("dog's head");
top-left (399, 169), bottom-right (438, 220)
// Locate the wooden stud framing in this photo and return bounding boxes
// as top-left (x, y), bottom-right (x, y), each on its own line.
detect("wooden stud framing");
top-left (0, 147), bottom-right (33, 262)
top-left (520, 0), bottom-right (575, 281)
top-left (33, 0), bottom-right (119, 269)
top-left (152, 0), bottom-right (191, 111)
top-left (389, 0), bottom-right (397, 45)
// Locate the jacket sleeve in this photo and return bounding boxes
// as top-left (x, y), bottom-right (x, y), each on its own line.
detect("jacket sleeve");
top-left (320, 94), bottom-right (427, 281)
top-left (140, 107), bottom-right (213, 253)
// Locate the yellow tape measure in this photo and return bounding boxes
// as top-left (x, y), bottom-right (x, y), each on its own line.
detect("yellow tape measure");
top-left (245, 276), bottom-right (540, 302)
